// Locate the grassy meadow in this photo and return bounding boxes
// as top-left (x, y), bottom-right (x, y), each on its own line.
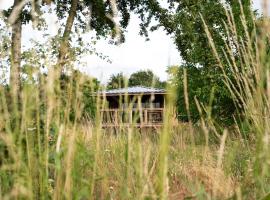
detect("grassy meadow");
top-left (1, 0), bottom-right (270, 199)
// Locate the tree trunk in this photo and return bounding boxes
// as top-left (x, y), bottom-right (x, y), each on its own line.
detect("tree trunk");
top-left (58, 0), bottom-right (79, 69)
top-left (10, 0), bottom-right (22, 125)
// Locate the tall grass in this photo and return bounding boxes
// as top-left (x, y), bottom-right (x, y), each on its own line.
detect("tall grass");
top-left (202, 0), bottom-right (270, 196)
top-left (1, 1), bottom-right (270, 199)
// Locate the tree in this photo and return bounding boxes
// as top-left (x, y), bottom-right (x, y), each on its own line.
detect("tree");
top-left (3, 0), bottom-right (45, 130)
top-left (81, 76), bottom-right (100, 119)
top-left (150, 0), bottom-right (255, 123)
top-left (10, 0), bottom-right (22, 105)
top-left (59, 70), bottom-right (100, 121)
top-left (129, 69), bottom-right (165, 88)
top-left (3, 0), bottom-right (165, 96)
top-left (166, 65), bottom-right (179, 88)
top-left (0, 19), bottom-right (11, 85)
top-left (57, 0), bottom-right (79, 69)
top-left (54, 0), bottom-right (164, 70)
top-left (171, 65), bottom-right (235, 123)
top-left (107, 72), bottom-right (127, 89)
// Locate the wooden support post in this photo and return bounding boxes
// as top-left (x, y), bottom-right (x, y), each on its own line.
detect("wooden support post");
top-left (144, 109), bottom-right (148, 124)
top-left (129, 109), bottom-right (132, 124)
top-left (138, 96), bottom-right (143, 126)
top-left (114, 110), bottom-right (118, 126)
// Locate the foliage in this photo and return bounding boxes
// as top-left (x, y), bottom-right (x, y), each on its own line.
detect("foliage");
top-left (129, 69), bottom-right (166, 88)
top-left (161, 1), bottom-right (254, 123)
top-left (54, 0), bottom-right (165, 61)
top-left (3, 1), bottom-right (44, 26)
top-left (106, 72), bottom-right (127, 89)
top-left (166, 65), bottom-right (179, 87)
top-left (80, 73), bottom-right (100, 119)
top-left (170, 65), bottom-right (235, 123)
top-left (0, 20), bottom-right (10, 84)
top-left (107, 70), bottom-right (166, 90)
top-left (55, 0), bottom-right (146, 41)
top-left (60, 70), bottom-right (99, 121)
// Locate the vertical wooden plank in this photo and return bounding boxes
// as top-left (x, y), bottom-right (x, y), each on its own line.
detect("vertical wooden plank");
top-left (144, 109), bottom-right (148, 124)
top-left (129, 108), bottom-right (132, 124)
top-left (114, 110), bottom-right (118, 126)
top-left (138, 96), bottom-right (143, 126)
top-left (163, 94), bottom-right (166, 110)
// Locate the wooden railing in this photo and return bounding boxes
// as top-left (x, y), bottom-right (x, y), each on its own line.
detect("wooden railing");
top-left (100, 108), bottom-right (164, 127)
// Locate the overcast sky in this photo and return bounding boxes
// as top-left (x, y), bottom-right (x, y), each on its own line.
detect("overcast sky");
top-left (0, 0), bottom-right (267, 83)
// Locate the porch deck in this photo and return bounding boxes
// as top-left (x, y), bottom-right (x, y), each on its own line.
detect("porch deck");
top-left (101, 108), bottom-right (164, 128)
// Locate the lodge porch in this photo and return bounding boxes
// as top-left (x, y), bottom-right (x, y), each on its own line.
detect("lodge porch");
top-left (101, 107), bottom-right (164, 128)
top-left (97, 86), bottom-right (166, 128)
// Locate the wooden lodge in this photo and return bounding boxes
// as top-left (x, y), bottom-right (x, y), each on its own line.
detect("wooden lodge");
top-left (98, 86), bottom-right (166, 128)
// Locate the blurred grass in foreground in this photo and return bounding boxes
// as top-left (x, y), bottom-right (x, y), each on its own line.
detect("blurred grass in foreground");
top-left (1, 1), bottom-right (270, 200)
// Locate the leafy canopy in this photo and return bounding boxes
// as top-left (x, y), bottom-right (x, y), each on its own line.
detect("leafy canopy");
top-left (107, 70), bottom-right (165, 89)
top-left (159, 0), bottom-right (254, 123)
top-left (107, 72), bottom-right (127, 89)
top-left (129, 69), bottom-right (165, 88)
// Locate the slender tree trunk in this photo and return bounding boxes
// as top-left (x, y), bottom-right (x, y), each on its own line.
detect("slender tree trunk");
top-left (58, 0), bottom-right (79, 69)
top-left (10, 0), bottom-right (22, 127)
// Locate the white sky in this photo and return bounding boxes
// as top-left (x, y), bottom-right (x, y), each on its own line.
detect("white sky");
top-left (80, 15), bottom-right (181, 83)
top-left (0, 0), bottom-right (267, 83)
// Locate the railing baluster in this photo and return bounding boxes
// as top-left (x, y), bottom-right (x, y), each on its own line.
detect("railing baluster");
top-left (144, 109), bottom-right (148, 124)
top-left (101, 108), bottom-right (164, 127)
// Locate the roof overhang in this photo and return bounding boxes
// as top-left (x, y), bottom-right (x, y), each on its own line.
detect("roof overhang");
top-left (95, 92), bottom-right (167, 97)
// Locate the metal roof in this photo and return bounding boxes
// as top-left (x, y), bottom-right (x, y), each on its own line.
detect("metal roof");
top-left (98, 86), bottom-right (166, 96)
